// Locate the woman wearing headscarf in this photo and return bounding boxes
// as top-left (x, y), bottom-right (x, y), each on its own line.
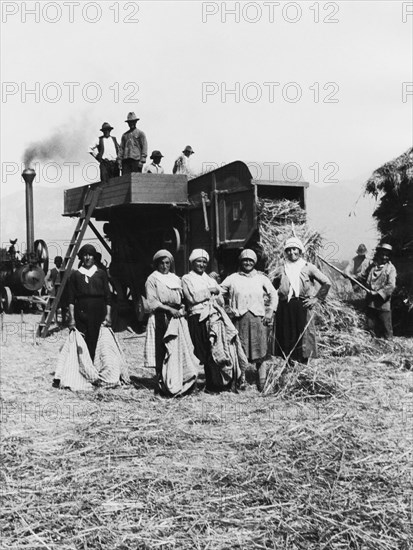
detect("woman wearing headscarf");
top-left (271, 237), bottom-right (331, 363)
top-left (182, 249), bottom-right (248, 392)
top-left (144, 249), bottom-right (198, 396)
top-left (68, 244), bottom-right (112, 360)
top-left (220, 249), bottom-right (278, 391)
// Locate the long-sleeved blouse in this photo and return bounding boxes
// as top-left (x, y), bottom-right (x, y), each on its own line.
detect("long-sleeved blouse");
top-left (68, 268), bottom-right (111, 305)
top-left (273, 262), bottom-right (331, 302)
top-left (145, 271), bottom-right (183, 312)
top-left (182, 271), bottom-right (222, 316)
top-left (220, 270), bottom-right (278, 317)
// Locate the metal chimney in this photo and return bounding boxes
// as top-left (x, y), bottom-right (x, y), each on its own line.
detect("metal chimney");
top-left (22, 168), bottom-right (36, 255)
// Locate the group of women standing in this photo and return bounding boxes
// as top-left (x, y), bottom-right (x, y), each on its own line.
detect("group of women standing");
top-left (143, 238), bottom-right (331, 396)
top-left (64, 239), bottom-right (331, 395)
top-left (144, 248), bottom-right (248, 396)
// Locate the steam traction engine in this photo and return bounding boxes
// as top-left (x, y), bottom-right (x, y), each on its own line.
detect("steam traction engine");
top-left (0, 169), bottom-right (49, 313)
top-left (62, 161), bottom-right (308, 318)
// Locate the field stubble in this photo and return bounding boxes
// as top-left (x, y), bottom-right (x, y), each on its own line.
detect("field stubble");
top-left (1, 313), bottom-right (412, 549)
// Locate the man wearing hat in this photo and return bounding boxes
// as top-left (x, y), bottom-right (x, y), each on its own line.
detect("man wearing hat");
top-left (118, 112), bottom-right (148, 174)
top-left (172, 145), bottom-right (195, 176)
top-left (358, 243), bottom-right (397, 339)
top-left (345, 243), bottom-right (370, 279)
top-left (89, 122), bottom-right (120, 183)
top-left (144, 150), bottom-right (164, 174)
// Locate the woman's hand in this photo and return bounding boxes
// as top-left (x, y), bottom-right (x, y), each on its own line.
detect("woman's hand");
top-left (302, 297), bottom-right (318, 309)
top-left (263, 312), bottom-right (274, 326)
top-left (167, 306), bottom-right (181, 318)
top-left (102, 315), bottom-right (112, 327)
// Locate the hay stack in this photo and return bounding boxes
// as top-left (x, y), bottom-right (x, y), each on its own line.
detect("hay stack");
top-left (364, 147), bottom-right (413, 333)
top-left (365, 147), bottom-right (413, 250)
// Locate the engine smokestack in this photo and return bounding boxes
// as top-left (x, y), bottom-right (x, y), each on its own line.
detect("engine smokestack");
top-left (22, 168), bottom-right (36, 255)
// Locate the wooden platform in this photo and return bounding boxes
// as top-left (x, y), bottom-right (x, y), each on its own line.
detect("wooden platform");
top-left (63, 173), bottom-right (189, 216)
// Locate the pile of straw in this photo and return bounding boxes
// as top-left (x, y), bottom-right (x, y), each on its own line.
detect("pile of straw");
top-left (364, 147), bottom-right (413, 327)
top-left (263, 357), bottom-right (344, 399)
top-left (315, 298), bottom-right (382, 357)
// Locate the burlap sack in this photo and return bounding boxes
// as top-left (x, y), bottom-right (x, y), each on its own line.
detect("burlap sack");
top-left (54, 329), bottom-right (99, 391)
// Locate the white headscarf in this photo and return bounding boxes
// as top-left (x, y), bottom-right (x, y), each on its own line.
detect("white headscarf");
top-left (284, 237), bottom-right (305, 253)
top-left (151, 249), bottom-right (180, 289)
top-left (239, 249), bottom-right (257, 264)
top-left (153, 249), bottom-right (173, 263)
top-left (189, 249), bottom-right (209, 263)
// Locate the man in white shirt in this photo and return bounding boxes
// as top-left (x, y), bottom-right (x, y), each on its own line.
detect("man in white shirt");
top-left (144, 150), bottom-right (165, 174)
top-left (89, 122), bottom-right (120, 183)
top-left (172, 145), bottom-right (195, 176)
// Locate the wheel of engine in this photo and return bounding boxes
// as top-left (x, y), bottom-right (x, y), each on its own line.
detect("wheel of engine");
top-left (34, 239), bottom-right (49, 274)
top-left (1, 286), bottom-right (13, 313)
top-left (163, 227), bottom-right (181, 254)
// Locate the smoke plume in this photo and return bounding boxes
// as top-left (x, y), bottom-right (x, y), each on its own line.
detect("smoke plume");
top-left (23, 116), bottom-right (93, 168)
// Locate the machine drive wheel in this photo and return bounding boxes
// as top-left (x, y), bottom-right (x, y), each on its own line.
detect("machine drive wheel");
top-left (163, 227), bottom-right (181, 254)
top-left (1, 286), bottom-right (13, 313)
top-left (34, 239), bottom-right (49, 275)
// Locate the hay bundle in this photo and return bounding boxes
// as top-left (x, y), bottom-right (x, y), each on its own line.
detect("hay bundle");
top-left (257, 198), bottom-right (322, 278)
top-left (263, 357), bottom-right (344, 398)
top-left (315, 299), bottom-right (382, 357)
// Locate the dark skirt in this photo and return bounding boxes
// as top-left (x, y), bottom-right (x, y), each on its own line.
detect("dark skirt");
top-left (187, 314), bottom-right (232, 392)
top-left (272, 298), bottom-right (317, 362)
top-left (187, 314), bottom-right (209, 365)
top-left (74, 296), bottom-right (106, 360)
top-left (233, 311), bottom-right (268, 362)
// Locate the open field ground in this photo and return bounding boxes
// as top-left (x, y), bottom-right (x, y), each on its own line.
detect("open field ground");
top-left (1, 312), bottom-right (413, 549)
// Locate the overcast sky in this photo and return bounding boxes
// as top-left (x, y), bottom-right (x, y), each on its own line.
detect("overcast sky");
top-left (1, 0), bottom-right (412, 256)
